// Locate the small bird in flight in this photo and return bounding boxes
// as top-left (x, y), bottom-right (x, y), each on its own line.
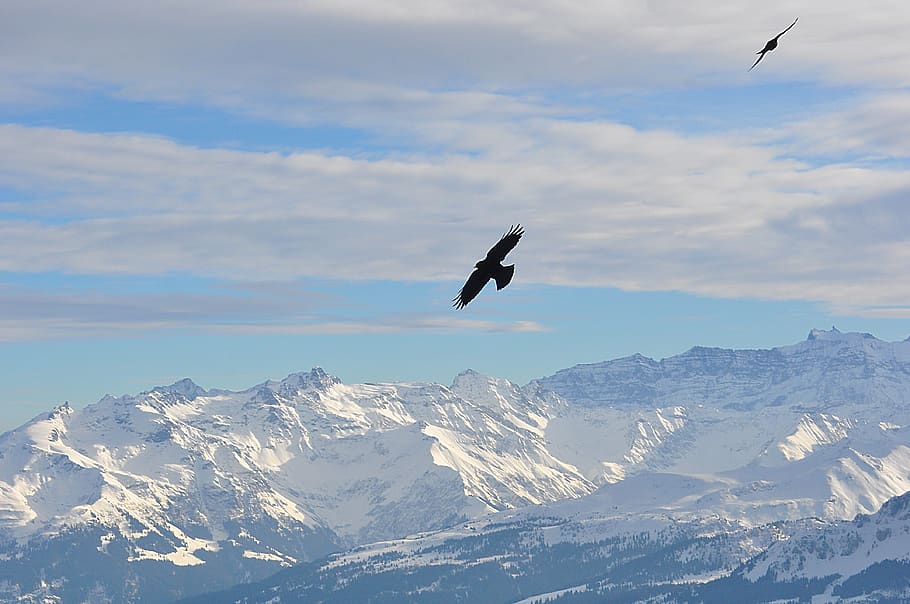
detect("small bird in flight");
top-left (749, 17), bottom-right (798, 71)
top-left (453, 225), bottom-right (523, 309)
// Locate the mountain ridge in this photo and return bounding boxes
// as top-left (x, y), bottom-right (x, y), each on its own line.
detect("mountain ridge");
top-left (3, 328), bottom-right (910, 602)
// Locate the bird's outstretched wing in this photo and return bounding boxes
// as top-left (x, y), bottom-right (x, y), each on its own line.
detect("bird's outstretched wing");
top-left (485, 225), bottom-right (524, 263)
top-left (453, 268), bottom-right (490, 309)
top-left (749, 51), bottom-right (767, 71)
top-left (776, 17), bottom-right (798, 39)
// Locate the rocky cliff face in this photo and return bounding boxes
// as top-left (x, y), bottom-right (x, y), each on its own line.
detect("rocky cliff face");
top-left (535, 328), bottom-right (910, 410)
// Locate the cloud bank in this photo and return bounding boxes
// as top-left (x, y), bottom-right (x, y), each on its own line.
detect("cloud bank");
top-left (2, 0), bottom-right (909, 336)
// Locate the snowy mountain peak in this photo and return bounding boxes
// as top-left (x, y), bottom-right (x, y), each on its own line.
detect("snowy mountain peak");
top-left (450, 369), bottom-right (532, 413)
top-left (616, 352), bottom-right (659, 366)
top-left (264, 367), bottom-right (341, 396)
top-left (808, 326), bottom-right (835, 340)
top-left (151, 377), bottom-right (207, 400)
top-left (47, 401), bottom-right (73, 419)
top-left (806, 326), bottom-right (879, 343)
top-left (450, 368), bottom-right (490, 390)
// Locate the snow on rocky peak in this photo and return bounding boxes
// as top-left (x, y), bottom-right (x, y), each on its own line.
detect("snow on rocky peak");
top-left (153, 377), bottom-right (208, 400)
top-left (260, 367), bottom-right (340, 397)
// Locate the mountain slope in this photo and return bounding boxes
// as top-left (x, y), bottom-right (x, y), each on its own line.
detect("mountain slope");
top-left (185, 488), bottom-right (910, 604)
top-left (734, 490), bottom-right (910, 601)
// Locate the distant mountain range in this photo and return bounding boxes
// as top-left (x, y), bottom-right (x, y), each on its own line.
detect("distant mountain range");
top-left (2, 328), bottom-right (910, 603)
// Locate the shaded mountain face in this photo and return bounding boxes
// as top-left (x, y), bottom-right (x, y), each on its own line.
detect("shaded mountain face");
top-left (3, 328), bottom-right (910, 602)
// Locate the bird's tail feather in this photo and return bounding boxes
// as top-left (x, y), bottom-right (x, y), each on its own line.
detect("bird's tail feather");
top-left (494, 264), bottom-right (515, 290)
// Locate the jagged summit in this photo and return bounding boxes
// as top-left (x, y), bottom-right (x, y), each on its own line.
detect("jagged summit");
top-left (450, 368), bottom-right (488, 389)
top-left (151, 377), bottom-right (207, 400)
top-left (48, 400), bottom-right (73, 417)
top-left (260, 367), bottom-right (341, 395)
top-left (806, 326), bottom-right (879, 342)
top-left (808, 325), bottom-right (841, 340)
top-left (449, 368), bottom-right (532, 413)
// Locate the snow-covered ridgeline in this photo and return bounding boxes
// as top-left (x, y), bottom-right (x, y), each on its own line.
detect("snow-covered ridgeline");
top-left (0, 368), bottom-right (595, 555)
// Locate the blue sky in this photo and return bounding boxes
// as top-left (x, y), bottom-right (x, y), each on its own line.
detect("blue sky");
top-left (2, 1), bottom-right (910, 431)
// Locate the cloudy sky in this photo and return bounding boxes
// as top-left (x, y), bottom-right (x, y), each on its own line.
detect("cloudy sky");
top-left (2, 0), bottom-right (910, 430)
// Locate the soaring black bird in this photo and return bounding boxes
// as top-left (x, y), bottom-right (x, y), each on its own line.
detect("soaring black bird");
top-left (749, 17), bottom-right (798, 71)
top-left (453, 225), bottom-right (523, 309)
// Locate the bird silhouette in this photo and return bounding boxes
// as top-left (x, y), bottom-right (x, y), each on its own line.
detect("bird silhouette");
top-left (749, 17), bottom-right (798, 71)
top-left (453, 225), bottom-right (523, 309)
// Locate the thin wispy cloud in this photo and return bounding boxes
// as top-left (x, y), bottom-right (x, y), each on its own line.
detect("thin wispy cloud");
top-left (0, 281), bottom-right (544, 341)
top-left (828, 307), bottom-right (910, 320)
top-left (220, 317), bottom-right (548, 336)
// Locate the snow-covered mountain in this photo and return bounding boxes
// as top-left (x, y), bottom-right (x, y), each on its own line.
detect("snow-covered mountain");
top-left (2, 328), bottom-right (910, 603)
top-left (0, 368), bottom-right (592, 602)
top-left (537, 328), bottom-right (910, 523)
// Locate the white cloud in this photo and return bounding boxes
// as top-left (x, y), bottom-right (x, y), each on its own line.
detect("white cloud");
top-left (0, 281), bottom-right (545, 341)
top-left (769, 93), bottom-right (910, 159)
top-left (828, 306), bottom-right (910, 319)
top-left (3, 1), bottom-right (910, 327)
top-left (1, 115), bottom-right (908, 316)
top-left (0, 316), bottom-right (546, 342)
